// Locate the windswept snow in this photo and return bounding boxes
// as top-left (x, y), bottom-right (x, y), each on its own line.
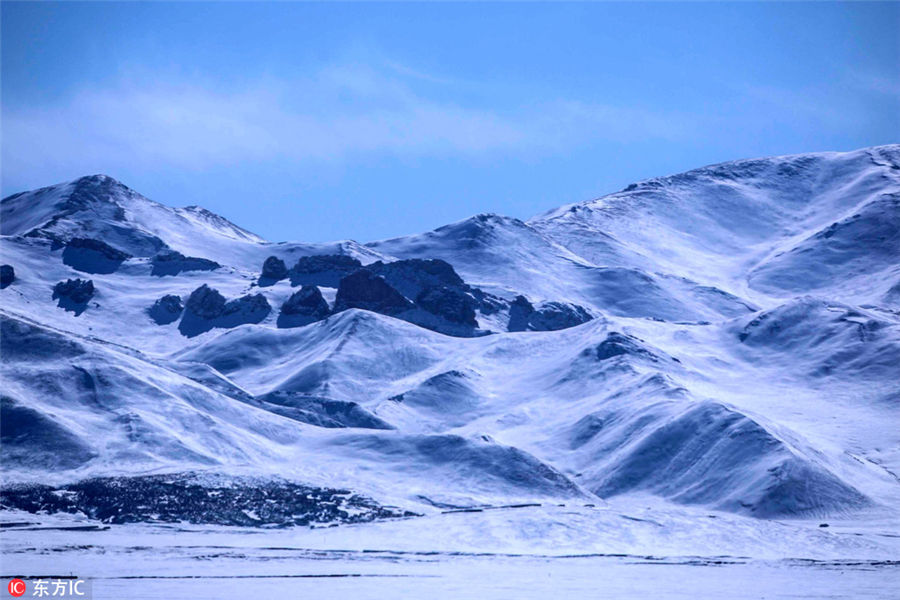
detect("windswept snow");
top-left (2, 146), bottom-right (900, 596)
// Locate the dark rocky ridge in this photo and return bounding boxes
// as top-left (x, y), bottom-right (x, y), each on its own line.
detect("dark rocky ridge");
top-left (508, 295), bottom-right (593, 332)
top-left (333, 270), bottom-right (414, 316)
top-left (289, 254), bottom-right (362, 287)
top-left (178, 284), bottom-right (271, 337)
top-left (151, 249), bottom-right (220, 276)
top-left (278, 285), bottom-right (330, 328)
top-left (0, 473), bottom-right (416, 527)
top-left (62, 237), bottom-right (131, 274)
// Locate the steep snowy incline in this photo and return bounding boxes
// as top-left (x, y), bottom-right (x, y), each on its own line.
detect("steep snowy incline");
top-left (1, 174), bottom-right (384, 271)
top-left (530, 145), bottom-right (900, 305)
top-left (366, 214), bottom-right (757, 322)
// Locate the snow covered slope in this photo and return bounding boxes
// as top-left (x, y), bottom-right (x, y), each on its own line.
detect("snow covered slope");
top-left (2, 146), bottom-right (899, 531)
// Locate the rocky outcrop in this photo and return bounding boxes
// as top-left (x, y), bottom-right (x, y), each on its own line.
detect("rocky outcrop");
top-left (289, 254), bottom-right (362, 287)
top-left (184, 284), bottom-right (227, 319)
top-left (259, 256), bottom-right (288, 286)
top-left (62, 237), bottom-right (131, 274)
top-left (148, 294), bottom-right (184, 325)
top-left (178, 284), bottom-right (271, 337)
top-left (277, 285), bottom-right (330, 328)
top-left (0, 473), bottom-right (414, 527)
top-left (0, 265), bottom-right (14, 289)
top-left (332, 270), bottom-right (413, 316)
top-left (219, 293), bottom-right (271, 328)
top-left (583, 332), bottom-right (661, 362)
top-left (507, 295), bottom-right (535, 332)
top-left (526, 301), bottom-right (593, 331)
top-left (52, 278), bottom-right (95, 315)
top-left (415, 286), bottom-right (477, 327)
top-left (367, 258), bottom-right (466, 299)
top-left (150, 250), bottom-right (220, 277)
top-left (508, 295), bottom-right (593, 332)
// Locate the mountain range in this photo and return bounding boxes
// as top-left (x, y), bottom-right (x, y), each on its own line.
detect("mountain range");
top-left (1, 145), bottom-right (899, 530)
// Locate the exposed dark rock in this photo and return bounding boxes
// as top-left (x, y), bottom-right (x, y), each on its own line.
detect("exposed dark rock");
top-left (527, 302), bottom-right (593, 331)
top-left (0, 265), bottom-right (14, 288)
top-left (259, 255), bottom-right (288, 286)
top-left (584, 332), bottom-right (659, 362)
top-left (278, 285), bottom-right (330, 328)
top-left (333, 270), bottom-right (413, 316)
top-left (148, 294), bottom-right (184, 325)
top-left (507, 295), bottom-right (534, 332)
top-left (184, 284), bottom-right (226, 319)
top-left (219, 293), bottom-right (271, 328)
top-left (508, 296), bottom-right (593, 332)
top-left (368, 258), bottom-right (466, 299)
top-left (179, 285), bottom-right (270, 337)
top-left (415, 286), bottom-right (478, 327)
top-left (150, 249), bottom-right (220, 277)
top-left (470, 288), bottom-right (506, 315)
top-left (0, 473), bottom-right (417, 527)
top-left (52, 278), bottom-right (94, 315)
top-left (62, 237), bottom-right (131, 274)
top-left (289, 254), bottom-right (362, 287)
top-left (255, 391), bottom-right (394, 429)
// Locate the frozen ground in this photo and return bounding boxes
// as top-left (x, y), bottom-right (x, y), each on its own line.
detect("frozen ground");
top-left (3, 503), bottom-right (899, 599)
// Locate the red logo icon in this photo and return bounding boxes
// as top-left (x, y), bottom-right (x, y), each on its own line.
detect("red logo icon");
top-left (7, 579), bottom-right (26, 597)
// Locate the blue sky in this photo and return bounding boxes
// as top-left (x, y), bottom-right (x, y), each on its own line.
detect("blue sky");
top-left (2, 2), bottom-right (898, 243)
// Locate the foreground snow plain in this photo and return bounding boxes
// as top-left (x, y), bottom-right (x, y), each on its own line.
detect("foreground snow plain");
top-left (3, 503), bottom-right (899, 599)
top-left (2, 145), bottom-right (899, 598)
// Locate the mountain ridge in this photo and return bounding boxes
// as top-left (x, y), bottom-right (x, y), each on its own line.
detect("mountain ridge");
top-left (2, 144), bottom-right (899, 526)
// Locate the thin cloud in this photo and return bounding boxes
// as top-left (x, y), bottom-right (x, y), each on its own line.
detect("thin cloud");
top-left (2, 61), bottom-right (693, 187)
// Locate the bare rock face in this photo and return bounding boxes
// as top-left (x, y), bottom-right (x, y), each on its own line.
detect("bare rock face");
top-left (259, 256), bottom-right (288, 286)
top-left (415, 285), bottom-right (478, 327)
top-left (367, 258), bottom-right (465, 299)
top-left (508, 295), bottom-right (593, 332)
top-left (184, 284), bottom-right (227, 320)
top-left (507, 295), bottom-right (535, 332)
top-left (148, 294), bottom-right (184, 325)
top-left (178, 284), bottom-right (271, 337)
top-left (289, 254), bottom-right (362, 287)
top-left (52, 278), bottom-right (95, 315)
top-left (333, 270), bottom-right (413, 316)
top-left (219, 293), bottom-right (271, 328)
top-left (526, 302), bottom-right (593, 331)
top-left (278, 285), bottom-right (330, 328)
top-left (0, 265), bottom-right (14, 289)
top-left (62, 237), bottom-right (131, 274)
top-left (150, 249), bottom-right (220, 277)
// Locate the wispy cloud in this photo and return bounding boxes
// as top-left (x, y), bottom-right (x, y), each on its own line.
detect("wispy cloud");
top-left (2, 60), bottom-right (692, 184)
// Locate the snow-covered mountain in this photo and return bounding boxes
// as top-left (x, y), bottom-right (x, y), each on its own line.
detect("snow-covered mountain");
top-left (2, 146), bottom-right (899, 534)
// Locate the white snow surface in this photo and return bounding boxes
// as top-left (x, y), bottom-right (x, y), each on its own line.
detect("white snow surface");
top-left (2, 146), bottom-right (899, 597)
